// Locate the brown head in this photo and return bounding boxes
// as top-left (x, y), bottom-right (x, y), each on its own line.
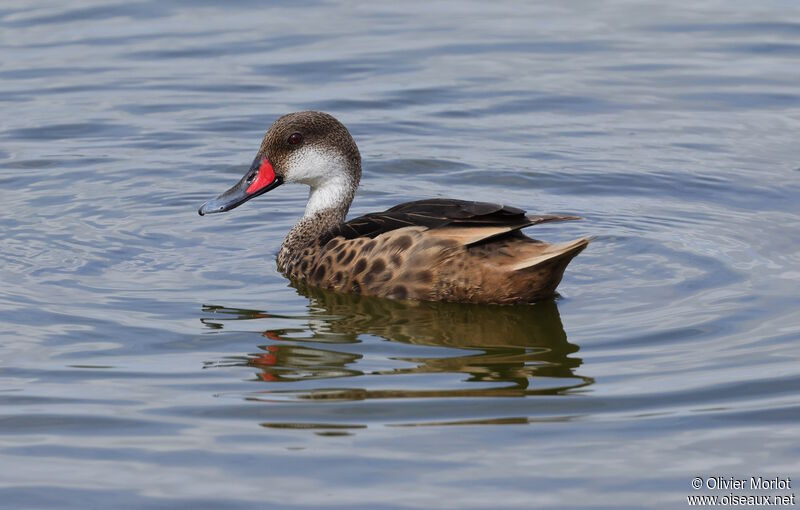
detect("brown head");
top-left (199, 111), bottom-right (361, 217)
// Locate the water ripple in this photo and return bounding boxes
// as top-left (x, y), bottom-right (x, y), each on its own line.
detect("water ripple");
top-left (2, 0), bottom-right (800, 508)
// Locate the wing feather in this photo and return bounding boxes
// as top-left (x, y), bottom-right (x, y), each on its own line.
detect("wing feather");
top-left (323, 198), bottom-right (580, 243)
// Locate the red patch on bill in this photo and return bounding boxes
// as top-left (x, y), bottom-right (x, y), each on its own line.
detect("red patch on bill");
top-left (246, 158), bottom-right (276, 194)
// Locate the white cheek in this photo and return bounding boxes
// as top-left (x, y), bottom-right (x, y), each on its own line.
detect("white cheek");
top-left (283, 145), bottom-right (353, 218)
top-left (285, 145), bottom-right (346, 186)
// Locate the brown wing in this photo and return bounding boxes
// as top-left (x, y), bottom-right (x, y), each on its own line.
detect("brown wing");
top-left (326, 198), bottom-right (579, 243)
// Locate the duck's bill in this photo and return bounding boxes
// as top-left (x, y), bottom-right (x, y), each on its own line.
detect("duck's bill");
top-left (198, 156), bottom-right (282, 216)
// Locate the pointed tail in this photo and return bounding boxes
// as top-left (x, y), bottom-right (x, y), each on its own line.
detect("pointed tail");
top-left (510, 237), bottom-right (590, 272)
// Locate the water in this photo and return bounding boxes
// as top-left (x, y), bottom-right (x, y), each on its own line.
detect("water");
top-left (2, 1), bottom-right (800, 508)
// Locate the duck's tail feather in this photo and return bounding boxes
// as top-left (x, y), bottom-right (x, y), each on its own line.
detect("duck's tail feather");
top-left (510, 237), bottom-right (590, 272)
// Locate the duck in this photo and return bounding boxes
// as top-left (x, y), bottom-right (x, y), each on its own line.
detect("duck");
top-left (199, 111), bottom-right (589, 304)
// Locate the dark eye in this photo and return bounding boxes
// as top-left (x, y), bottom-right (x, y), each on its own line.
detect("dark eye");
top-left (287, 132), bottom-right (303, 145)
top-left (246, 171), bottom-right (257, 183)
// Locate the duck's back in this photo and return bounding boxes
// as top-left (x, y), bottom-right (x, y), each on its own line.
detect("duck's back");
top-left (280, 199), bottom-right (588, 304)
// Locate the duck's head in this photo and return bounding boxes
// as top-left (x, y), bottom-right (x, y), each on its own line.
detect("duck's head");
top-left (198, 111), bottom-right (361, 217)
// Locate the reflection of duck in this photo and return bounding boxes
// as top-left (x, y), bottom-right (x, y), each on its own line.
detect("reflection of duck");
top-left (203, 284), bottom-right (591, 397)
top-left (199, 111), bottom-right (588, 304)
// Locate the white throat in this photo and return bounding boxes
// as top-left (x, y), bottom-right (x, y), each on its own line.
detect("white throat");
top-left (285, 145), bottom-right (353, 218)
top-left (304, 174), bottom-right (351, 218)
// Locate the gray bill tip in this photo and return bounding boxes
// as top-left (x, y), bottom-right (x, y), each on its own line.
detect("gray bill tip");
top-left (198, 200), bottom-right (225, 216)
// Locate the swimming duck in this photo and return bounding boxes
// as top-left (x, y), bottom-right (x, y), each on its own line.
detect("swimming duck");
top-left (199, 111), bottom-right (588, 304)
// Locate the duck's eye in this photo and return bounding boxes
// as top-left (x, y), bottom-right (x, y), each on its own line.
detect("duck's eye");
top-left (287, 132), bottom-right (303, 145)
top-left (246, 171), bottom-right (257, 183)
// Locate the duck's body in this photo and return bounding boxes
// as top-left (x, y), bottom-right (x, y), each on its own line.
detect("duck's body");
top-left (200, 111), bottom-right (588, 304)
top-left (277, 199), bottom-right (587, 304)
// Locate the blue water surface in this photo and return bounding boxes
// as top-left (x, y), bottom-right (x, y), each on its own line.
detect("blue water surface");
top-left (1, 1), bottom-right (799, 508)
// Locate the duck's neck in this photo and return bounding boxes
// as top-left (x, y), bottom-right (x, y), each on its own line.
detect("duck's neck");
top-left (277, 176), bottom-right (356, 270)
top-left (303, 174), bottom-right (354, 220)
